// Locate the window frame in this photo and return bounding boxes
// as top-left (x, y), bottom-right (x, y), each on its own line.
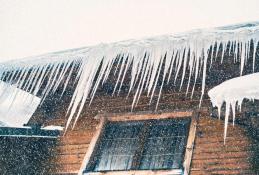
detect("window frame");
top-left (79, 111), bottom-right (197, 175)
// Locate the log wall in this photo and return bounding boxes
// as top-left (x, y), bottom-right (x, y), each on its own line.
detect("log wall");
top-left (44, 89), bottom-right (257, 175)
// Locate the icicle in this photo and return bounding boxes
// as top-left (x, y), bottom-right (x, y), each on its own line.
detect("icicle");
top-left (24, 67), bottom-right (39, 92)
top-left (220, 43), bottom-right (226, 64)
top-left (16, 68), bottom-right (29, 89)
top-left (89, 60), bottom-right (109, 104)
top-left (0, 21), bottom-right (257, 131)
top-left (33, 65), bottom-right (49, 96)
top-left (199, 48), bottom-right (209, 107)
top-left (228, 41), bottom-right (233, 56)
top-left (117, 54), bottom-right (131, 95)
top-left (186, 51), bottom-right (195, 95)
top-left (252, 39), bottom-right (257, 72)
top-left (246, 41), bottom-right (250, 64)
top-left (155, 52), bottom-right (172, 110)
top-left (234, 41), bottom-right (238, 63)
top-left (174, 48), bottom-right (184, 84)
top-left (61, 61), bottom-right (78, 96)
top-left (166, 51), bottom-right (176, 84)
top-left (127, 54), bottom-right (144, 97)
top-left (40, 63), bottom-right (61, 103)
top-left (214, 42), bottom-right (219, 60)
top-left (101, 58), bottom-right (114, 85)
top-left (112, 55), bottom-right (126, 96)
top-left (231, 102), bottom-right (236, 126)
top-left (149, 52), bottom-right (164, 104)
top-left (135, 55), bottom-right (150, 107)
top-left (240, 42), bottom-right (246, 75)
top-left (191, 55), bottom-right (200, 98)
top-left (113, 55), bottom-right (123, 76)
top-left (131, 60), bottom-right (146, 110)
top-left (28, 66), bottom-right (43, 94)
top-left (217, 104), bottom-right (221, 119)
top-left (209, 45), bottom-right (215, 71)
top-left (52, 61), bottom-right (71, 93)
top-left (224, 102), bottom-right (230, 144)
top-left (146, 49), bottom-right (163, 98)
top-left (179, 48), bottom-right (188, 90)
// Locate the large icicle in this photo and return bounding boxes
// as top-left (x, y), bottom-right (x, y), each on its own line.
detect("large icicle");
top-left (0, 21), bottom-right (258, 129)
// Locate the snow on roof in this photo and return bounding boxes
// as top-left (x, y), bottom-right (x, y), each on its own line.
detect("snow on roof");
top-left (41, 125), bottom-right (64, 131)
top-left (0, 21), bottom-right (259, 129)
top-left (208, 72), bottom-right (259, 142)
top-left (0, 81), bottom-right (40, 127)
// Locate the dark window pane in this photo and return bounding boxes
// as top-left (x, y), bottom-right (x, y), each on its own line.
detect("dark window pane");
top-left (91, 121), bottom-right (144, 171)
top-left (139, 119), bottom-right (190, 170)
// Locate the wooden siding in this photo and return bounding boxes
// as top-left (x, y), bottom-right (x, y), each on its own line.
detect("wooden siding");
top-left (43, 89), bottom-right (257, 175)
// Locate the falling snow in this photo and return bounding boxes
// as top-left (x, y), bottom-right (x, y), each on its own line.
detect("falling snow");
top-left (0, 21), bottom-right (259, 130)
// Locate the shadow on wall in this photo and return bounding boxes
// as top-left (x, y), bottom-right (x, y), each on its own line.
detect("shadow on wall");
top-left (0, 136), bottom-right (57, 175)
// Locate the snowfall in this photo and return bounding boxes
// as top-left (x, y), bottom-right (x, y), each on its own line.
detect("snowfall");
top-left (0, 21), bottom-right (259, 139)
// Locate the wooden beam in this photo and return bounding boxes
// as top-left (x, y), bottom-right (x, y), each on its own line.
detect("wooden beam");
top-left (78, 117), bottom-right (107, 175)
top-left (183, 112), bottom-right (198, 175)
top-left (95, 111), bottom-right (193, 122)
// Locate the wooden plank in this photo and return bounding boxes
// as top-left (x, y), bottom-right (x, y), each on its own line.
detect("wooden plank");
top-left (192, 151), bottom-right (251, 160)
top-left (56, 144), bottom-right (89, 155)
top-left (95, 111), bottom-right (193, 122)
top-left (58, 133), bottom-right (95, 145)
top-left (194, 145), bottom-right (252, 154)
top-left (198, 162), bottom-right (251, 170)
top-left (78, 117), bottom-right (107, 174)
top-left (195, 136), bottom-right (250, 144)
top-left (191, 157), bottom-right (251, 167)
top-left (183, 112), bottom-right (198, 175)
top-left (84, 169), bottom-right (182, 175)
top-left (51, 153), bottom-right (85, 164)
top-left (51, 163), bottom-right (80, 174)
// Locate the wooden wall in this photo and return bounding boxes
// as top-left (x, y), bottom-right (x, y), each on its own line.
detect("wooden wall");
top-left (42, 88), bottom-right (257, 175)
top-left (191, 113), bottom-right (254, 175)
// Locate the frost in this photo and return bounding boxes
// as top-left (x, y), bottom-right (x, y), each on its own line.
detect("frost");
top-left (208, 72), bottom-right (259, 143)
top-left (0, 21), bottom-right (259, 129)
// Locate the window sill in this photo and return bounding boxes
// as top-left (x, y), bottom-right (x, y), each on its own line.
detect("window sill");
top-left (84, 169), bottom-right (182, 175)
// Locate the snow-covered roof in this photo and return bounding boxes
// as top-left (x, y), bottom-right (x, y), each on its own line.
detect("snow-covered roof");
top-left (208, 72), bottom-right (259, 142)
top-left (0, 81), bottom-right (40, 127)
top-left (0, 21), bottom-right (259, 129)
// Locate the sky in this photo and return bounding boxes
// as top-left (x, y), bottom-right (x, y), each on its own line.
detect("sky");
top-left (1, 0), bottom-right (259, 63)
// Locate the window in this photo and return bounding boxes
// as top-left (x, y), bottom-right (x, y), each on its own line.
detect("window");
top-left (84, 117), bottom-right (191, 173)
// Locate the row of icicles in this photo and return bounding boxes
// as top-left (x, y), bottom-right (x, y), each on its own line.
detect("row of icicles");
top-left (0, 39), bottom-right (258, 141)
